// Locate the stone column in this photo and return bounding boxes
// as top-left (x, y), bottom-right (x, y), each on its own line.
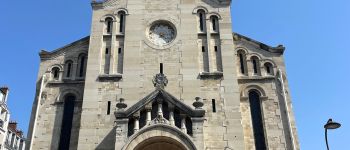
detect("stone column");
top-left (145, 106), bottom-right (152, 125)
top-left (110, 20), bottom-right (117, 74)
top-left (157, 99), bottom-right (163, 117)
top-left (133, 116), bottom-right (140, 133)
top-left (168, 104), bottom-right (175, 126)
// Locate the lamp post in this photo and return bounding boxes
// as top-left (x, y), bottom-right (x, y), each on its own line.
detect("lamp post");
top-left (324, 118), bottom-right (341, 150)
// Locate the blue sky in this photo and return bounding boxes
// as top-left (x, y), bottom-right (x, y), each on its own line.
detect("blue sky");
top-left (0, 0), bottom-right (349, 149)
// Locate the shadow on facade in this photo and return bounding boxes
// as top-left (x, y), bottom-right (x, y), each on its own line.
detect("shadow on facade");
top-left (95, 128), bottom-right (116, 150)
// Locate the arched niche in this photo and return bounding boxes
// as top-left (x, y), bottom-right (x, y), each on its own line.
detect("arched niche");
top-left (240, 84), bottom-right (267, 100)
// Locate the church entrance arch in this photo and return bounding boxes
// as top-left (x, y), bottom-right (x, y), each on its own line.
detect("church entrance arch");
top-left (122, 124), bottom-right (197, 150)
top-left (134, 136), bottom-right (186, 150)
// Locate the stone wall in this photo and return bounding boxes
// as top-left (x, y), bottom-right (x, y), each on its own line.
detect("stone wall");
top-left (27, 0), bottom-right (300, 150)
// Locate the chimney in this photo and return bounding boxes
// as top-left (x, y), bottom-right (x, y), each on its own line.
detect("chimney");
top-left (8, 121), bottom-right (18, 131)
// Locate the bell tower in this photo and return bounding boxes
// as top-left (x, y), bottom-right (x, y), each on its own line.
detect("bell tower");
top-left (78, 0), bottom-right (246, 149)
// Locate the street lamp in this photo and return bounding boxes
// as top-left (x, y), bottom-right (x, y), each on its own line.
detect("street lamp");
top-left (324, 118), bottom-right (341, 150)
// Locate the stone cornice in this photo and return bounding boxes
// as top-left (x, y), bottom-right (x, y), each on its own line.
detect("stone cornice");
top-left (39, 36), bottom-right (90, 59)
top-left (233, 32), bottom-right (285, 54)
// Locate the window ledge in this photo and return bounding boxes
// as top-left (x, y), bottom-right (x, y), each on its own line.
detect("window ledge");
top-left (98, 74), bottom-right (123, 81)
top-left (199, 72), bottom-right (223, 79)
top-left (237, 75), bottom-right (275, 80)
top-left (103, 34), bottom-right (112, 37)
top-left (48, 80), bottom-right (85, 84)
top-left (197, 32), bottom-right (207, 35)
top-left (210, 31), bottom-right (220, 35)
top-left (116, 33), bottom-right (125, 37)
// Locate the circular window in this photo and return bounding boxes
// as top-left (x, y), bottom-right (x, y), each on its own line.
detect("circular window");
top-left (148, 21), bottom-right (176, 46)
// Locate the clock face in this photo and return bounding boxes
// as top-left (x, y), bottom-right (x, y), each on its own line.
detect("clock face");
top-left (148, 23), bottom-right (176, 46)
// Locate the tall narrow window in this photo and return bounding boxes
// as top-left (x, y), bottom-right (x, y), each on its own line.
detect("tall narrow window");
top-left (211, 16), bottom-right (219, 32)
top-left (106, 17), bottom-right (113, 34)
top-left (65, 61), bottom-right (73, 78)
top-left (160, 63), bottom-right (163, 74)
top-left (105, 48), bottom-right (109, 54)
top-left (253, 59), bottom-right (258, 74)
top-left (77, 54), bottom-right (87, 78)
top-left (239, 54), bottom-right (245, 73)
top-left (264, 62), bottom-right (274, 75)
top-left (202, 46), bottom-right (205, 52)
top-left (197, 10), bottom-right (206, 32)
top-left (248, 91), bottom-right (266, 150)
top-left (214, 46), bottom-right (218, 52)
top-left (52, 67), bottom-right (60, 80)
top-left (58, 95), bottom-right (75, 150)
top-left (251, 56), bottom-right (260, 75)
top-left (237, 50), bottom-right (247, 75)
top-left (107, 101), bottom-right (111, 115)
top-left (119, 12), bottom-right (125, 33)
top-left (212, 99), bottom-right (216, 112)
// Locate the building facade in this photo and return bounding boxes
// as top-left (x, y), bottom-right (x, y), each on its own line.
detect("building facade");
top-left (0, 87), bottom-right (10, 150)
top-left (27, 0), bottom-right (299, 150)
top-left (0, 88), bottom-right (26, 150)
top-left (4, 122), bottom-right (25, 150)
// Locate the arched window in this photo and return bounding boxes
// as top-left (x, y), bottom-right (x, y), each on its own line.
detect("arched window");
top-left (264, 62), bottom-right (274, 75)
top-left (52, 67), bottom-right (60, 80)
top-left (248, 91), bottom-right (266, 150)
top-left (65, 61), bottom-right (73, 78)
top-left (77, 54), bottom-right (87, 78)
top-left (251, 56), bottom-right (261, 75)
top-left (197, 10), bottom-right (206, 32)
top-left (211, 16), bottom-right (219, 32)
top-left (58, 94), bottom-right (75, 150)
top-left (105, 17), bottom-right (113, 34)
top-left (237, 50), bottom-right (247, 75)
top-left (118, 12), bottom-right (126, 33)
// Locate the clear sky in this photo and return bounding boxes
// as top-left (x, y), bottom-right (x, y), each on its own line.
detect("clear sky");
top-left (0, 0), bottom-right (349, 149)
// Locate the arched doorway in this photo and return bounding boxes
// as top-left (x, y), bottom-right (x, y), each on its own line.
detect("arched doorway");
top-left (121, 124), bottom-right (197, 150)
top-left (134, 136), bottom-right (186, 150)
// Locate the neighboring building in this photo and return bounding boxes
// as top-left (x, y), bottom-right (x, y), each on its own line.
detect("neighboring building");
top-left (0, 87), bottom-right (10, 150)
top-left (4, 122), bottom-right (25, 150)
top-left (27, 0), bottom-right (299, 150)
top-left (0, 88), bottom-right (26, 150)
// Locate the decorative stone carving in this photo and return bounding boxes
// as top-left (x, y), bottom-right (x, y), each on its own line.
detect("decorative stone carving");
top-left (193, 97), bottom-right (204, 109)
top-left (152, 73), bottom-right (168, 88)
top-left (116, 125), bottom-right (123, 136)
top-left (116, 98), bottom-right (127, 110)
top-left (151, 115), bottom-right (170, 125)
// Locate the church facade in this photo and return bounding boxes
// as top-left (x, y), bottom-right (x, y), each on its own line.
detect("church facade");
top-left (26, 0), bottom-right (299, 149)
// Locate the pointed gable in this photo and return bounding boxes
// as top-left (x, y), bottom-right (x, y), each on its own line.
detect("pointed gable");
top-left (115, 88), bottom-right (205, 119)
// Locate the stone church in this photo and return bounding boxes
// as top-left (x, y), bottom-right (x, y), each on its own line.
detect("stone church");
top-left (26, 0), bottom-right (299, 149)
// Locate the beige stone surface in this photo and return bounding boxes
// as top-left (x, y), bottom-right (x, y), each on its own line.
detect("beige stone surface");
top-left (26, 0), bottom-right (299, 150)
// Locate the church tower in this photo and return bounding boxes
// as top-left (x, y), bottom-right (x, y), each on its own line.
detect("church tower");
top-left (27, 0), bottom-right (299, 150)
